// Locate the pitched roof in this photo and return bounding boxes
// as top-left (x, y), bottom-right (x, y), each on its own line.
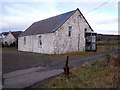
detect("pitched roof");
top-left (1, 32), bottom-right (9, 36)
top-left (19, 8), bottom-right (93, 37)
top-left (0, 31), bottom-right (22, 39)
top-left (19, 10), bottom-right (76, 37)
top-left (11, 31), bottom-right (22, 39)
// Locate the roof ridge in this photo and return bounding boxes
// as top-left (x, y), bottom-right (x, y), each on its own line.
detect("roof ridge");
top-left (34, 9), bottom-right (76, 23)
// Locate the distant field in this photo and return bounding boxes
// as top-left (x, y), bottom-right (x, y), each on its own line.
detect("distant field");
top-left (97, 40), bottom-right (119, 46)
top-left (97, 40), bottom-right (119, 51)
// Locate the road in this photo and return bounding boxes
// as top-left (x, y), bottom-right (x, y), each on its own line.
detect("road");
top-left (2, 49), bottom-right (64, 74)
top-left (2, 49), bottom-right (118, 88)
top-left (2, 49), bottom-right (117, 74)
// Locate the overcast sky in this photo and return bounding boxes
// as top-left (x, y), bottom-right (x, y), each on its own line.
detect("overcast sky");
top-left (1, 0), bottom-right (119, 35)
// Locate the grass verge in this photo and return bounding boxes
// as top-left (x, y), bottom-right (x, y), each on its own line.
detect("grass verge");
top-left (39, 54), bottom-right (119, 88)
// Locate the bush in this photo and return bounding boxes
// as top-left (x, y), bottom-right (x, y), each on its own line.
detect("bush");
top-left (106, 54), bottom-right (119, 67)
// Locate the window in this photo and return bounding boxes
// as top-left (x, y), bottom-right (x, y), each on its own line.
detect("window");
top-left (79, 15), bottom-right (82, 18)
top-left (68, 25), bottom-right (72, 36)
top-left (24, 37), bottom-right (26, 45)
top-left (85, 28), bottom-right (87, 37)
top-left (85, 28), bottom-right (87, 31)
top-left (39, 35), bottom-right (42, 46)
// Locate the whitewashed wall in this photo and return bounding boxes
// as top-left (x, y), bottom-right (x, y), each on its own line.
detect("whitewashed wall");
top-left (3, 32), bottom-right (16, 45)
top-left (18, 33), bottom-right (55, 54)
top-left (18, 9), bottom-right (93, 54)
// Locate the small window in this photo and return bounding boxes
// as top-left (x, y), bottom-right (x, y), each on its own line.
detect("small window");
top-left (79, 15), bottom-right (82, 18)
top-left (24, 37), bottom-right (26, 45)
top-left (68, 25), bottom-right (72, 36)
top-left (85, 28), bottom-right (87, 32)
top-left (39, 36), bottom-right (42, 46)
top-left (85, 28), bottom-right (87, 37)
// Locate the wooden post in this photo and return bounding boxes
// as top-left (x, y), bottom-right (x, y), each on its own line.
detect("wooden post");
top-left (63, 56), bottom-right (69, 76)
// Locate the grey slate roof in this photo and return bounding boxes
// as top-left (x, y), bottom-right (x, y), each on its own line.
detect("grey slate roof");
top-left (19, 8), bottom-right (93, 37)
top-left (19, 10), bottom-right (76, 37)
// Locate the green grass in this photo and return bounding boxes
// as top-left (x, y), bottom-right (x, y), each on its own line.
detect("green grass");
top-left (97, 40), bottom-right (119, 51)
top-left (97, 40), bottom-right (120, 45)
top-left (2, 47), bottom-right (17, 51)
top-left (47, 50), bottom-right (105, 60)
top-left (39, 55), bottom-right (119, 88)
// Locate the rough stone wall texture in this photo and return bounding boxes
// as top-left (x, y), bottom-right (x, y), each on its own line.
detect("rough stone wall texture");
top-left (18, 10), bottom-right (93, 54)
top-left (52, 10), bottom-right (93, 54)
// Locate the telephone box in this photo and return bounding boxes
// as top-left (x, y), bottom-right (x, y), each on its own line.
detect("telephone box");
top-left (85, 32), bottom-right (97, 51)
